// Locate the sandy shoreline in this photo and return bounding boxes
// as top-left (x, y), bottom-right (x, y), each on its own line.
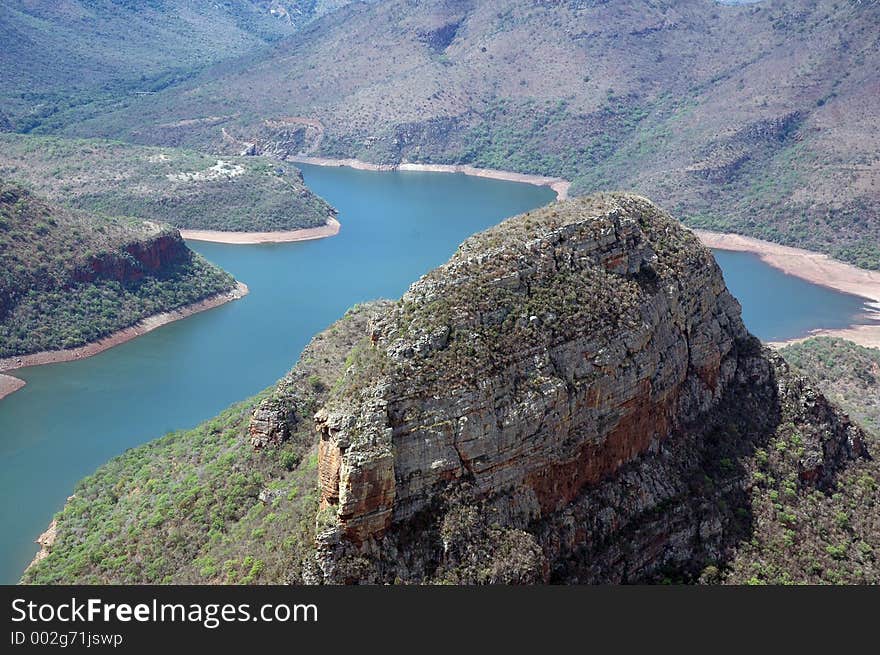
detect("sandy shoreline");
top-left (693, 229), bottom-right (880, 349)
top-left (180, 217), bottom-right (340, 244)
top-left (0, 282), bottom-right (249, 400)
top-left (767, 323), bottom-right (880, 350)
top-left (0, 374), bottom-right (26, 401)
top-left (183, 159), bottom-right (569, 245)
top-left (288, 155), bottom-right (571, 200)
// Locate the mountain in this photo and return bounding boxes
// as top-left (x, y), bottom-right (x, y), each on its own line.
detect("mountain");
top-left (43, 0), bottom-right (880, 269)
top-left (23, 194), bottom-right (877, 584)
top-left (0, 0), bottom-right (359, 132)
top-left (0, 182), bottom-right (237, 360)
top-left (0, 134), bottom-right (335, 232)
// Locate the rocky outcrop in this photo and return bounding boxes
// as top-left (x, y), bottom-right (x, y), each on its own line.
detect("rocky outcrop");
top-left (687, 112), bottom-right (803, 183)
top-left (250, 403), bottom-right (292, 449)
top-left (71, 231), bottom-right (191, 285)
top-left (25, 498), bottom-right (72, 573)
top-left (248, 300), bottom-right (396, 450)
top-left (686, 147), bottom-right (751, 182)
top-left (299, 193), bottom-right (868, 583)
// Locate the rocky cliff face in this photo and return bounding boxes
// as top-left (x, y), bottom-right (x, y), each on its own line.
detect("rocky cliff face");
top-left (2, 226), bottom-right (193, 322)
top-left (288, 193), bottom-right (867, 583)
top-left (0, 182), bottom-right (236, 359)
top-left (22, 192), bottom-right (872, 585)
top-left (71, 230), bottom-right (191, 286)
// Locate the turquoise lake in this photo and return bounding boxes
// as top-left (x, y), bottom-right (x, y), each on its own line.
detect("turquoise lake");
top-left (0, 164), bottom-right (872, 582)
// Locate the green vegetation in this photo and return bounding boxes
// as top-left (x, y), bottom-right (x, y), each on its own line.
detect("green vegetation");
top-left (22, 302), bottom-right (380, 583)
top-left (458, 95), bottom-right (651, 183)
top-left (0, 182), bottom-right (235, 359)
top-left (724, 420), bottom-right (879, 584)
top-left (716, 338), bottom-right (880, 584)
top-left (0, 258), bottom-right (232, 358)
top-left (0, 135), bottom-right (333, 232)
top-left (21, 392), bottom-right (319, 584)
top-left (781, 337), bottom-right (880, 438)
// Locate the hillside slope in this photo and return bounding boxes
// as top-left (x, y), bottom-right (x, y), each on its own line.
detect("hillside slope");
top-left (724, 336), bottom-right (880, 584)
top-left (0, 135), bottom-right (335, 232)
top-left (24, 195), bottom-right (878, 584)
top-left (0, 1), bottom-right (361, 132)
top-left (57, 0), bottom-right (880, 268)
top-left (0, 182), bottom-right (236, 359)
top-left (781, 337), bottom-right (880, 438)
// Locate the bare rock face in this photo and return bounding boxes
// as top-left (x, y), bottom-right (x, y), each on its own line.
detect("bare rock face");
top-left (71, 232), bottom-right (191, 285)
top-left (248, 192), bottom-right (865, 584)
top-left (249, 403), bottom-right (291, 449)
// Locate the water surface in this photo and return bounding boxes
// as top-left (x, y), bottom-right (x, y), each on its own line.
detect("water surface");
top-left (0, 165), bottom-right (871, 582)
top-left (713, 249), bottom-right (870, 342)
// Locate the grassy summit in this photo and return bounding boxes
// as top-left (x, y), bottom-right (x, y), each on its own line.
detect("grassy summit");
top-left (0, 135), bottom-right (334, 232)
top-left (0, 182), bottom-right (236, 359)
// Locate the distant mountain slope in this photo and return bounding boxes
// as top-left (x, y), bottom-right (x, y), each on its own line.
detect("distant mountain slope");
top-left (0, 182), bottom-right (236, 359)
top-left (55, 0), bottom-right (879, 268)
top-left (0, 134), bottom-right (335, 232)
top-left (0, 1), bottom-right (359, 132)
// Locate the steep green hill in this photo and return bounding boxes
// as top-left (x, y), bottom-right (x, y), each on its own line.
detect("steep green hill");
top-left (0, 134), bottom-right (334, 232)
top-left (781, 337), bottom-right (880, 438)
top-left (0, 182), bottom-right (236, 359)
top-left (48, 0), bottom-right (879, 268)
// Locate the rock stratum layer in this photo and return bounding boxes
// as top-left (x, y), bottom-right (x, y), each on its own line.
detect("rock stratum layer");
top-left (302, 194), bottom-right (867, 583)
